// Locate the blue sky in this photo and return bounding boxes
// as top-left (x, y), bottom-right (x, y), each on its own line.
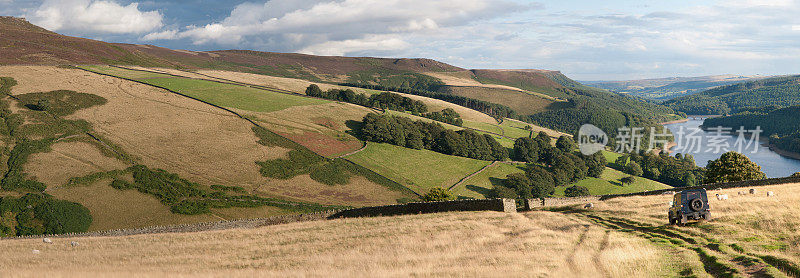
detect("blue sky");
top-left (3, 0), bottom-right (800, 80)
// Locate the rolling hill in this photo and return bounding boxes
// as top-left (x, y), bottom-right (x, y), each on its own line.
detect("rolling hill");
top-left (0, 16), bottom-right (679, 236)
top-left (664, 75), bottom-right (800, 115)
top-left (0, 16), bottom-right (678, 130)
top-left (584, 75), bottom-right (768, 101)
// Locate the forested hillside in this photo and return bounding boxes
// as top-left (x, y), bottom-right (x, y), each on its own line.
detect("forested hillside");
top-left (665, 75), bottom-right (800, 115)
top-left (704, 106), bottom-right (800, 154)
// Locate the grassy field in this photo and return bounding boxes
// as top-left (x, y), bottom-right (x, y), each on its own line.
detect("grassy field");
top-left (462, 120), bottom-right (503, 134)
top-left (554, 167), bottom-right (671, 197)
top-left (0, 211), bottom-right (673, 277)
top-left (81, 66), bottom-right (328, 112)
top-left (344, 142), bottom-right (490, 195)
top-left (452, 163), bottom-right (670, 199)
top-left (451, 162), bottom-right (526, 199)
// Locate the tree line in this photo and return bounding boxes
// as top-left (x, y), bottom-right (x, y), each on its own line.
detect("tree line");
top-left (359, 113), bottom-right (508, 161)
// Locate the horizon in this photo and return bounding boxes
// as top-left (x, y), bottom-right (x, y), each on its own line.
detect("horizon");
top-left (2, 0), bottom-right (800, 80)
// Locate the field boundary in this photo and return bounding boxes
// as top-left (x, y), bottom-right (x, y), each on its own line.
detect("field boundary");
top-left (329, 198), bottom-right (516, 218)
top-left (448, 161), bottom-right (497, 190)
top-left (599, 176), bottom-right (800, 200)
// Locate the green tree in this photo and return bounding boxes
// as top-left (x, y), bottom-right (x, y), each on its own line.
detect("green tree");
top-left (585, 152), bottom-right (606, 178)
top-left (513, 137), bottom-right (539, 162)
top-left (564, 185), bottom-right (590, 197)
top-left (624, 161), bottom-right (644, 176)
top-left (555, 136), bottom-right (576, 153)
top-left (620, 176), bottom-right (635, 186)
top-left (422, 187), bottom-right (452, 202)
top-left (504, 173), bottom-right (532, 199)
top-left (704, 151), bottom-right (766, 183)
top-left (614, 154), bottom-right (629, 168)
top-left (526, 166), bottom-right (555, 198)
top-left (305, 84), bottom-right (323, 97)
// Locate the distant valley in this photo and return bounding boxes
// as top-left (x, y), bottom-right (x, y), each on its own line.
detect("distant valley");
top-left (583, 74), bottom-right (769, 101)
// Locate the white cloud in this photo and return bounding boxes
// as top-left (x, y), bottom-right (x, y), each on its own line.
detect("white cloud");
top-left (299, 35), bottom-right (410, 56)
top-left (28, 0), bottom-right (163, 34)
top-left (148, 0), bottom-right (529, 56)
top-left (141, 29), bottom-right (178, 41)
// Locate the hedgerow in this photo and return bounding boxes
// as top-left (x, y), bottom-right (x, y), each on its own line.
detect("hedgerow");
top-left (0, 193), bottom-right (92, 236)
top-left (120, 164), bottom-right (342, 215)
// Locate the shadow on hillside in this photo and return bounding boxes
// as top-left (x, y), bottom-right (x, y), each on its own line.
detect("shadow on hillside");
top-left (345, 120), bottom-right (364, 138)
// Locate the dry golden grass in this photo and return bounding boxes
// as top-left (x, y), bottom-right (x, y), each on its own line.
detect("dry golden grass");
top-left (25, 140), bottom-right (129, 187)
top-left (592, 182), bottom-right (800, 266)
top-left (0, 211), bottom-right (670, 277)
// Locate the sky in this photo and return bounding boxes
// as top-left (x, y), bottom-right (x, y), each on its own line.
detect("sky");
top-left (2, 0), bottom-right (800, 80)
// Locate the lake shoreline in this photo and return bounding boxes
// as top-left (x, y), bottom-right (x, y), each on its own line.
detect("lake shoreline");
top-left (768, 144), bottom-right (800, 161)
top-left (662, 118), bottom-right (800, 177)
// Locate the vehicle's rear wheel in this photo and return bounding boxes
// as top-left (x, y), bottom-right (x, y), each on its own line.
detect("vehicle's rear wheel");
top-left (669, 217), bottom-right (676, 225)
top-left (690, 198), bottom-right (703, 211)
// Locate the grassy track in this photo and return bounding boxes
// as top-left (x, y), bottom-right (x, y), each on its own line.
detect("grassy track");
top-left (344, 142), bottom-right (490, 195)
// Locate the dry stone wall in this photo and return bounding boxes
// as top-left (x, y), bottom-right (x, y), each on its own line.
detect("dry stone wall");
top-left (329, 198), bottom-right (516, 218)
top-left (523, 196), bottom-right (600, 210)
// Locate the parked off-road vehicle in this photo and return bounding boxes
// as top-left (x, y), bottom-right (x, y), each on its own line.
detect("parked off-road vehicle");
top-left (668, 188), bottom-right (711, 225)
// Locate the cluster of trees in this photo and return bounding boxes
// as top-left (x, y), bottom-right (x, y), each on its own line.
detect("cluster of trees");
top-left (339, 82), bottom-right (517, 119)
top-left (0, 194), bottom-right (92, 236)
top-left (614, 151), bottom-right (703, 187)
top-left (359, 113), bottom-right (508, 161)
top-left (493, 133), bottom-right (605, 199)
top-left (665, 75), bottom-right (800, 115)
top-left (306, 85), bottom-right (426, 113)
top-left (421, 108), bottom-right (463, 126)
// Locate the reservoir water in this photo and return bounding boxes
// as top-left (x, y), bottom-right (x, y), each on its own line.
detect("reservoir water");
top-left (663, 119), bottom-right (800, 178)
